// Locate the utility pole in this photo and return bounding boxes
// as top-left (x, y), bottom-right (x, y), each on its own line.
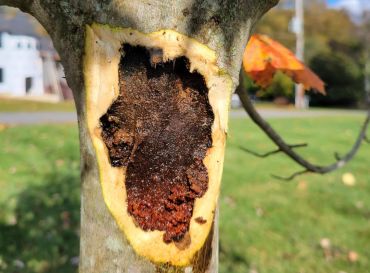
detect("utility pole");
top-left (362, 12), bottom-right (370, 105)
top-left (294, 0), bottom-right (306, 108)
top-left (365, 46), bottom-right (370, 106)
top-left (365, 57), bottom-right (370, 101)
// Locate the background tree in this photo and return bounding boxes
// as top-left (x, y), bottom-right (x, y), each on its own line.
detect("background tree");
top-left (250, 0), bottom-right (366, 106)
top-left (309, 52), bottom-right (363, 107)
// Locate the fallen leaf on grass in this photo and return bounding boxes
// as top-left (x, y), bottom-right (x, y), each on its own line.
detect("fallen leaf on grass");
top-left (355, 201), bottom-right (364, 209)
top-left (0, 124), bottom-right (7, 132)
top-left (319, 238), bottom-right (359, 263)
top-left (55, 159), bottom-right (65, 167)
top-left (347, 251), bottom-right (359, 262)
top-left (8, 166), bottom-right (17, 174)
top-left (61, 211), bottom-right (71, 229)
top-left (320, 238), bottom-right (332, 260)
top-left (255, 207), bottom-right (264, 217)
top-left (13, 259), bottom-right (24, 269)
top-left (297, 180), bottom-right (307, 191)
top-left (320, 238), bottom-right (331, 249)
top-left (342, 173), bottom-right (356, 186)
top-left (224, 196), bottom-right (236, 208)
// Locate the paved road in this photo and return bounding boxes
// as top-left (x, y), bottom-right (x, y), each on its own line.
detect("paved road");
top-left (0, 112), bottom-right (77, 125)
top-left (0, 109), bottom-right (366, 125)
top-left (230, 109), bottom-right (366, 119)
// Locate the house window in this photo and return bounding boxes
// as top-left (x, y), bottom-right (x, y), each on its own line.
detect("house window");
top-left (0, 68), bottom-right (3, 83)
top-left (0, 35), bottom-right (2, 48)
top-left (25, 77), bottom-right (33, 93)
top-left (17, 42), bottom-right (22, 49)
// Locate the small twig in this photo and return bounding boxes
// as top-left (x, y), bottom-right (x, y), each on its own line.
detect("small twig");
top-left (334, 152), bottom-right (342, 161)
top-left (271, 170), bottom-right (310, 181)
top-left (365, 135), bottom-right (370, 144)
top-left (236, 70), bottom-right (370, 181)
top-left (239, 143), bottom-right (307, 158)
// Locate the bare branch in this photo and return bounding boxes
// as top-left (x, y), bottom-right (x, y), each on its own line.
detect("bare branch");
top-left (271, 170), bottom-right (310, 181)
top-left (236, 72), bottom-right (370, 180)
top-left (239, 143), bottom-right (307, 158)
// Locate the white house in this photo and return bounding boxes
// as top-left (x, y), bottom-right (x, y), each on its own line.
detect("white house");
top-left (0, 32), bottom-right (44, 96)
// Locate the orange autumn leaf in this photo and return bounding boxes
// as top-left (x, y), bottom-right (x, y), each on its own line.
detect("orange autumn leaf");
top-left (243, 34), bottom-right (325, 94)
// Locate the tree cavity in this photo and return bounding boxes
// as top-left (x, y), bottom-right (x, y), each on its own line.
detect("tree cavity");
top-left (100, 44), bottom-right (214, 244)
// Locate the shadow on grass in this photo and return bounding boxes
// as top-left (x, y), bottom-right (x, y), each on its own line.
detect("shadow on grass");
top-left (220, 240), bottom-right (251, 272)
top-left (0, 171), bottom-right (80, 273)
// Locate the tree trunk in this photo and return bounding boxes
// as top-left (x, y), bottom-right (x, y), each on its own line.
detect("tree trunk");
top-left (0, 1), bottom-right (277, 272)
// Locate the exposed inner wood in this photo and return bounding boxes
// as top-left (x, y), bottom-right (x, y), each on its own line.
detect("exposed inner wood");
top-left (100, 45), bottom-right (214, 243)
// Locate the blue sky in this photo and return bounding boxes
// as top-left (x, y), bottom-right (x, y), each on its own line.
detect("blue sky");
top-left (327, 0), bottom-right (370, 16)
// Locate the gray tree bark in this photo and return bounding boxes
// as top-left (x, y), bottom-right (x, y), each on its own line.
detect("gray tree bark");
top-left (0, 1), bottom-right (278, 272)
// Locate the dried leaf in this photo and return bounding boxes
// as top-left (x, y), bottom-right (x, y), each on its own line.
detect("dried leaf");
top-left (255, 207), bottom-right (264, 217)
top-left (348, 251), bottom-right (359, 262)
top-left (342, 173), bottom-right (356, 186)
top-left (297, 180), bottom-right (307, 191)
top-left (320, 238), bottom-right (331, 249)
top-left (55, 159), bottom-right (65, 167)
top-left (243, 34), bottom-right (325, 94)
top-left (9, 166), bottom-right (17, 174)
top-left (0, 124), bottom-right (7, 132)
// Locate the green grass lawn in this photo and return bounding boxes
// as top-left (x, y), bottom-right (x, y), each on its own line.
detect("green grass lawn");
top-left (0, 98), bottom-right (75, 112)
top-left (0, 116), bottom-right (369, 273)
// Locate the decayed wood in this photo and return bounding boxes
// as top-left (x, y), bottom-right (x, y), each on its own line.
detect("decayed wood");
top-left (0, 1), bottom-right (278, 272)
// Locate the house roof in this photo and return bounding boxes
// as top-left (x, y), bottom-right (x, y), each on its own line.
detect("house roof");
top-left (0, 8), bottom-right (55, 53)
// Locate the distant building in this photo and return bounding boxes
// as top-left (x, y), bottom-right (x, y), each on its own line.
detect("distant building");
top-left (0, 32), bottom-right (44, 96)
top-left (0, 7), bottom-right (73, 100)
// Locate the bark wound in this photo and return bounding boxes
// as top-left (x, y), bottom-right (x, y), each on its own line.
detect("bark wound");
top-left (100, 45), bottom-right (214, 244)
